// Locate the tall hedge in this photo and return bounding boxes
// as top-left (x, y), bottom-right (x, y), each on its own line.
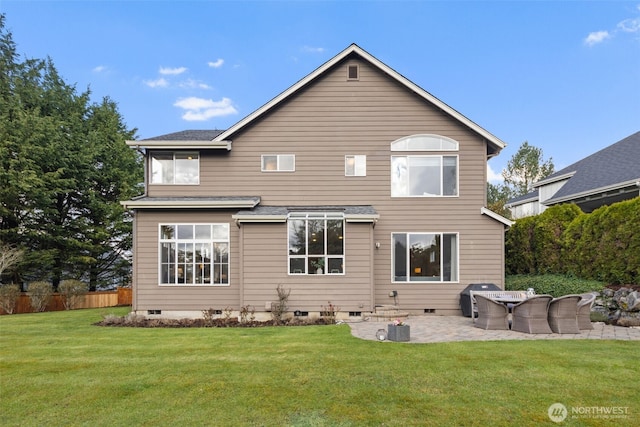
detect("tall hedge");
top-left (506, 197), bottom-right (640, 284)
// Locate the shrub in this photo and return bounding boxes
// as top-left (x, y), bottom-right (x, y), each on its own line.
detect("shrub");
top-left (505, 274), bottom-right (605, 298)
top-left (533, 204), bottom-right (582, 273)
top-left (0, 284), bottom-right (21, 314)
top-left (58, 279), bottom-right (88, 310)
top-left (271, 284), bottom-right (290, 325)
top-left (28, 281), bottom-right (53, 312)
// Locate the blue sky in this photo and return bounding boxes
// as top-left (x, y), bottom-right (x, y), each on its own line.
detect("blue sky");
top-left (2, 0), bottom-right (639, 182)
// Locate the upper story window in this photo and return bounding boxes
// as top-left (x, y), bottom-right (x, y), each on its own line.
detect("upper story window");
top-left (391, 155), bottom-right (458, 197)
top-left (345, 155), bottom-right (366, 176)
top-left (262, 154), bottom-right (295, 172)
top-left (391, 134), bottom-right (459, 151)
top-left (150, 151), bottom-right (199, 184)
top-left (390, 134), bottom-right (459, 197)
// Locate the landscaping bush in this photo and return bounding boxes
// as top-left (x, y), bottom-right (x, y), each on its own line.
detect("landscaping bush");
top-left (0, 284), bottom-right (21, 314)
top-left (533, 204), bottom-right (582, 273)
top-left (505, 274), bottom-right (606, 298)
top-left (28, 281), bottom-right (53, 312)
top-left (58, 279), bottom-right (88, 310)
top-left (506, 197), bottom-right (640, 284)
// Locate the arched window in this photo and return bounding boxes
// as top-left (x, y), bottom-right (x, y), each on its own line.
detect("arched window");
top-left (390, 134), bottom-right (458, 151)
top-left (390, 134), bottom-right (459, 197)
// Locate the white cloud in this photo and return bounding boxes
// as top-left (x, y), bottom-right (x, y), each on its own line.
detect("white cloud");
top-left (487, 164), bottom-right (503, 184)
top-left (584, 30), bottom-right (610, 46)
top-left (92, 65), bottom-right (107, 73)
top-left (159, 66), bottom-right (188, 75)
top-left (618, 17), bottom-right (640, 33)
top-left (208, 59), bottom-right (224, 68)
top-left (174, 97), bottom-right (238, 121)
top-left (144, 77), bottom-right (169, 88)
top-left (302, 45), bottom-right (325, 53)
top-left (179, 79), bottom-right (212, 90)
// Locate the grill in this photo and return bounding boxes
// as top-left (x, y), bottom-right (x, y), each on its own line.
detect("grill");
top-left (459, 283), bottom-right (501, 317)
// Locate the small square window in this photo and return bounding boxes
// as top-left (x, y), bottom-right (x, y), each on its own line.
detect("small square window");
top-left (347, 64), bottom-right (359, 80)
top-left (345, 155), bottom-right (366, 176)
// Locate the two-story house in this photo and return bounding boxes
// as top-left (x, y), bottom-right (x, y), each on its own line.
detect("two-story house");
top-left (122, 44), bottom-right (512, 319)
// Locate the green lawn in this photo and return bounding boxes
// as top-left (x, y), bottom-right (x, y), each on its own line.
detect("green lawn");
top-left (1, 308), bottom-right (638, 426)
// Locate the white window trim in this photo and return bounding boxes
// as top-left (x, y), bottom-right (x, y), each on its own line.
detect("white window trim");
top-left (287, 212), bottom-right (346, 276)
top-left (391, 232), bottom-right (459, 284)
top-left (261, 154), bottom-right (296, 172)
top-left (150, 151), bottom-right (200, 185)
top-left (345, 155), bottom-right (366, 177)
top-left (390, 134), bottom-right (459, 151)
top-left (391, 155), bottom-right (459, 197)
top-left (158, 223), bottom-right (230, 287)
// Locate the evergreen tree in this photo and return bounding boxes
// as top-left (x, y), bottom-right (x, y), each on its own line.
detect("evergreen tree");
top-left (0, 15), bottom-right (142, 289)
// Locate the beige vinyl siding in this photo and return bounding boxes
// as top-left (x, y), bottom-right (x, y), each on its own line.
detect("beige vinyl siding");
top-left (239, 222), bottom-right (374, 312)
top-left (132, 210), bottom-right (240, 312)
top-left (136, 56), bottom-right (506, 315)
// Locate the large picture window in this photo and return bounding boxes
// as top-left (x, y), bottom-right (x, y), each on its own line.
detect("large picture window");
top-left (151, 151), bottom-right (199, 184)
top-left (391, 156), bottom-right (458, 197)
top-left (159, 224), bottom-right (229, 285)
top-left (288, 213), bottom-right (344, 275)
top-left (392, 233), bottom-right (458, 282)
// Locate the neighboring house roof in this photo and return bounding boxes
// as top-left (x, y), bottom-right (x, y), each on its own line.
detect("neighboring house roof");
top-left (138, 44), bottom-right (505, 157)
top-left (506, 131), bottom-right (640, 212)
top-left (505, 189), bottom-right (539, 207)
top-left (539, 131), bottom-right (640, 206)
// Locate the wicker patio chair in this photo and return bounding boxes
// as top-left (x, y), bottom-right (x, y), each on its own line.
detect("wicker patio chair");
top-left (577, 293), bottom-right (596, 330)
top-left (511, 295), bottom-right (553, 334)
top-left (473, 294), bottom-right (509, 330)
top-left (548, 295), bottom-right (581, 334)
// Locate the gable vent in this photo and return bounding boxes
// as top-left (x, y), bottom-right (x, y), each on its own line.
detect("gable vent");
top-left (347, 64), bottom-right (359, 80)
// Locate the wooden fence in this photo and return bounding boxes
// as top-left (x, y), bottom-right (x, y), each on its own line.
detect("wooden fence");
top-left (0, 288), bottom-right (132, 315)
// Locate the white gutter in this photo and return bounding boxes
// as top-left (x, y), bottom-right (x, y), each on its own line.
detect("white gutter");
top-left (125, 140), bottom-right (232, 150)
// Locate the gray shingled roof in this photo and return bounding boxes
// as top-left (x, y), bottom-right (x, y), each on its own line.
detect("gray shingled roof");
top-left (507, 131), bottom-right (640, 207)
top-left (542, 131), bottom-right (640, 204)
top-left (142, 130), bottom-right (225, 141)
top-left (506, 189), bottom-right (539, 206)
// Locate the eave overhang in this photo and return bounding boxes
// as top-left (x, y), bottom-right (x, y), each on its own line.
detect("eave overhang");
top-left (125, 140), bottom-right (232, 151)
top-left (481, 207), bottom-right (514, 227)
top-left (121, 196), bottom-right (260, 210)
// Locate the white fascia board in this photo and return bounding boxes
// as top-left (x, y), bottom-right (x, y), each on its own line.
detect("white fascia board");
top-left (231, 214), bottom-right (288, 223)
top-left (121, 199), bottom-right (257, 209)
top-left (533, 171), bottom-right (576, 188)
top-left (213, 44), bottom-right (507, 153)
top-left (481, 207), bottom-right (514, 227)
top-left (344, 214), bottom-right (380, 223)
top-left (126, 140), bottom-right (232, 150)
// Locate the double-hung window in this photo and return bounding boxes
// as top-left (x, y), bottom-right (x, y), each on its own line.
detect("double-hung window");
top-left (159, 224), bottom-right (229, 285)
top-left (151, 151), bottom-right (199, 184)
top-left (392, 232), bottom-right (458, 282)
top-left (288, 213), bottom-right (344, 275)
top-left (390, 134), bottom-right (458, 197)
